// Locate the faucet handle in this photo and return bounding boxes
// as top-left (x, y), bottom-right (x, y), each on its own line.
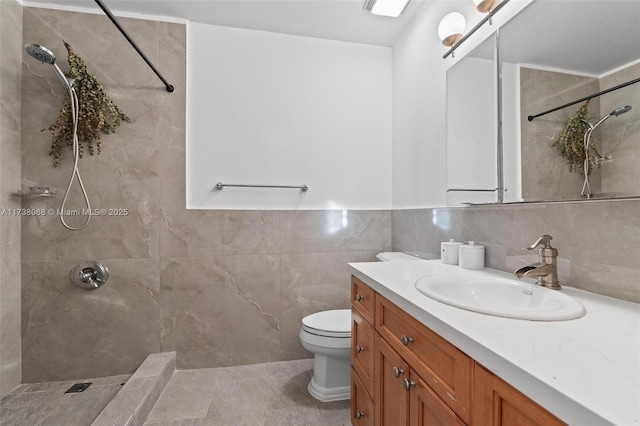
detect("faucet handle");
top-left (525, 235), bottom-right (554, 251)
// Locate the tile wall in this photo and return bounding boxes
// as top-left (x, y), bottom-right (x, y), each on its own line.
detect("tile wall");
top-left (20, 6), bottom-right (390, 383)
top-left (0, 0), bottom-right (23, 398)
top-left (392, 200), bottom-right (640, 303)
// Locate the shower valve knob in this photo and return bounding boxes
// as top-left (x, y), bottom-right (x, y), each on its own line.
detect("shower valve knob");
top-left (70, 261), bottom-right (109, 290)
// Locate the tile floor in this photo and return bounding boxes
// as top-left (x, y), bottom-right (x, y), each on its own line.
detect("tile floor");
top-left (0, 359), bottom-right (350, 426)
top-left (144, 359), bottom-right (351, 426)
top-left (0, 375), bottom-right (130, 425)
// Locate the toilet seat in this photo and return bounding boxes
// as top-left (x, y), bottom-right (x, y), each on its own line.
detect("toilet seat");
top-left (301, 309), bottom-right (351, 338)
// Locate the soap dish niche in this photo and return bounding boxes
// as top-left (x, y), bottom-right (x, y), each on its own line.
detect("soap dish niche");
top-left (17, 186), bottom-right (57, 199)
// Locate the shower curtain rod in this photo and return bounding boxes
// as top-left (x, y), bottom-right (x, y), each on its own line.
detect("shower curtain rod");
top-left (94, 0), bottom-right (174, 92)
top-left (527, 76), bottom-right (640, 121)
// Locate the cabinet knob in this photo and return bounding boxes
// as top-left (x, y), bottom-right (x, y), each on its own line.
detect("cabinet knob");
top-left (355, 294), bottom-right (364, 302)
top-left (400, 335), bottom-right (414, 346)
top-left (356, 345), bottom-right (365, 353)
top-left (392, 367), bottom-right (405, 378)
top-left (356, 411), bottom-right (365, 419)
top-left (402, 378), bottom-right (417, 391)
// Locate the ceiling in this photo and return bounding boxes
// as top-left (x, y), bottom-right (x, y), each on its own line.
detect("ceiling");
top-left (499, 0), bottom-right (640, 76)
top-left (23, 0), bottom-right (429, 46)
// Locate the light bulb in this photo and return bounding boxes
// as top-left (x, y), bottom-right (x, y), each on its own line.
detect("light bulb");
top-left (473, 0), bottom-right (499, 13)
top-left (438, 12), bottom-right (466, 47)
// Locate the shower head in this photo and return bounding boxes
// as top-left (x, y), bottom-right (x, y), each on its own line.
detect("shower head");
top-left (610, 105), bottom-right (632, 117)
top-left (25, 43), bottom-right (56, 64)
top-left (24, 43), bottom-right (72, 90)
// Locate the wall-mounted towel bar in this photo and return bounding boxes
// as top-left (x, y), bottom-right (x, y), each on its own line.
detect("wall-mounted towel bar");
top-left (215, 183), bottom-right (309, 192)
top-left (447, 188), bottom-right (498, 192)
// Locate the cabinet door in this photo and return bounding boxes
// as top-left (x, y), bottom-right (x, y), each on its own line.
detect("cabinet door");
top-left (375, 334), bottom-right (410, 426)
top-left (352, 308), bottom-right (375, 396)
top-left (352, 367), bottom-right (375, 426)
top-left (376, 295), bottom-right (472, 424)
top-left (409, 370), bottom-right (465, 426)
top-left (474, 365), bottom-right (566, 426)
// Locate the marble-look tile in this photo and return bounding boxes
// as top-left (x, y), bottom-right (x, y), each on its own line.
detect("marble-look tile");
top-left (146, 368), bottom-right (219, 423)
top-left (0, 0), bottom-right (23, 400)
top-left (520, 67), bottom-right (601, 201)
top-left (92, 377), bottom-right (154, 426)
top-left (0, 389), bottom-right (66, 425)
top-left (279, 251), bottom-right (376, 359)
top-left (160, 255), bottom-right (281, 369)
top-left (132, 351), bottom-right (175, 380)
top-left (279, 210), bottom-right (386, 254)
top-left (392, 200), bottom-right (640, 304)
top-left (206, 373), bottom-right (268, 425)
top-left (159, 210), bottom-right (280, 257)
top-left (264, 359), bottom-right (317, 410)
top-left (21, 133), bottom-right (160, 261)
top-left (0, 0), bottom-right (23, 133)
top-left (21, 258), bottom-right (161, 382)
top-left (39, 383), bottom-right (122, 426)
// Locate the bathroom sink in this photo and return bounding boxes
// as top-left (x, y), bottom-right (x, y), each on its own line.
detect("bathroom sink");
top-left (415, 275), bottom-right (586, 321)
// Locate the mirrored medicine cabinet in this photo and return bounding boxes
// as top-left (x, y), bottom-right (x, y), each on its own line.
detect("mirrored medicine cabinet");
top-left (446, 0), bottom-right (640, 205)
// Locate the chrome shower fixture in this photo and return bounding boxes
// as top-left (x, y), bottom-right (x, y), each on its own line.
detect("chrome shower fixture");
top-left (70, 261), bottom-right (109, 290)
top-left (610, 105), bottom-right (632, 116)
top-left (580, 105), bottom-right (632, 197)
top-left (24, 43), bottom-right (72, 90)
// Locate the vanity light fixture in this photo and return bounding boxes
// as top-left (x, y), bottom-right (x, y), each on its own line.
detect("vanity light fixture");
top-left (473, 0), bottom-right (500, 24)
top-left (363, 0), bottom-right (411, 18)
top-left (438, 12), bottom-right (466, 51)
top-left (441, 0), bottom-right (510, 59)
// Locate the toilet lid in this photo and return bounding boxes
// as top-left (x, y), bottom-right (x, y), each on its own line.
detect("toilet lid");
top-left (302, 309), bottom-right (351, 336)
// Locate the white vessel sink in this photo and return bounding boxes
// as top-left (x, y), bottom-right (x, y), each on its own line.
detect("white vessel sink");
top-left (415, 275), bottom-right (586, 321)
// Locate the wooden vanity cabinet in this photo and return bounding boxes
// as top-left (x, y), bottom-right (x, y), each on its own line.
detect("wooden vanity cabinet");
top-left (351, 275), bottom-right (568, 426)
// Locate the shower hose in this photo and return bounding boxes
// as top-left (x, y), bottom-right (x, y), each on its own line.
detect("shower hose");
top-left (59, 86), bottom-right (91, 231)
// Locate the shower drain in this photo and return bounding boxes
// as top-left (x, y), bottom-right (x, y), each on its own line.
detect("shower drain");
top-left (65, 383), bottom-right (92, 393)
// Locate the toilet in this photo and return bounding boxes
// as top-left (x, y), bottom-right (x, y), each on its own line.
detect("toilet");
top-left (299, 252), bottom-right (422, 402)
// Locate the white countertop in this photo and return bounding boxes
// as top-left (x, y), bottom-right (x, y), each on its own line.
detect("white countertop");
top-left (348, 259), bottom-right (640, 426)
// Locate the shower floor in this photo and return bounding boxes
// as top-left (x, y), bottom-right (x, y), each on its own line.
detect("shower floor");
top-left (0, 359), bottom-right (350, 426)
top-left (144, 359), bottom-right (351, 426)
top-left (0, 374), bottom-right (130, 425)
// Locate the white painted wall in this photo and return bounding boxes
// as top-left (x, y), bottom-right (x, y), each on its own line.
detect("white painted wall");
top-left (187, 22), bottom-right (392, 210)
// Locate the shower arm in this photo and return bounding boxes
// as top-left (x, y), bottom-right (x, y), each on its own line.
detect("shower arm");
top-left (94, 0), bottom-right (174, 93)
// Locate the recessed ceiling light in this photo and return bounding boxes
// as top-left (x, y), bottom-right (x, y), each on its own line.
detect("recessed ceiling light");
top-left (363, 0), bottom-right (412, 18)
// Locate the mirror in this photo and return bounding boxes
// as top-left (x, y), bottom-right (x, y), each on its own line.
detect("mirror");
top-left (446, 34), bottom-right (499, 205)
top-left (500, 0), bottom-right (640, 202)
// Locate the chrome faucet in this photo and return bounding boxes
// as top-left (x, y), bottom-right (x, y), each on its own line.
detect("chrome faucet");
top-left (514, 235), bottom-right (561, 290)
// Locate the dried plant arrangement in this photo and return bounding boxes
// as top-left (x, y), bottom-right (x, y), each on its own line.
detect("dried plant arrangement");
top-left (45, 41), bottom-right (130, 166)
top-left (552, 100), bottom-right (601, 175)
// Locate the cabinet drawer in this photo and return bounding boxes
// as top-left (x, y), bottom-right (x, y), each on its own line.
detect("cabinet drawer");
top-left (376, 295), bottom-right (472, 424)
top-left (352, 276), bottom-right (375, 325)
top-left (352, 308), bottom-right (375, 397)
top-left (352, 367), bottom-right (375, 426)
